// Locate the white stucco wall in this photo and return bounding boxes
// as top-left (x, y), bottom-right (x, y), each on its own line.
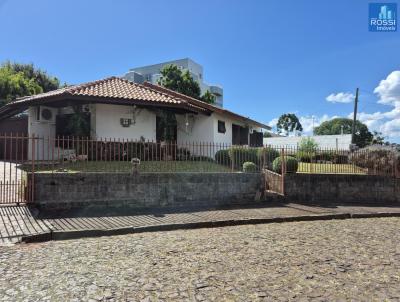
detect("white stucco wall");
top-left (93, 104), bottom-right (157, 141)
top-left (28, 106), bottom-right (57, 160)
top-left (176, 114), bottom-right (214, 144)
top-left (26, 102), bottom-right (265, 160)
top-left (176, 113), bottom-right (215, 156)
top-left (263, 134), bottom-right (352, 150)
top-left (176, 112), bottom-right (263, 157)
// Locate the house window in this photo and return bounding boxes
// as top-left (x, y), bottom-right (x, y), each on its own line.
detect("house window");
top-left (232, 124), bottom-right (249, 145)
top-left (35, 107), bottom-right (40, 121)
top-left (218, 120), bottom-right (226, 134)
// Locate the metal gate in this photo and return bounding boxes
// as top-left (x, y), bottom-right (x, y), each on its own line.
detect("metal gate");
top-left (0, 134), bottom-right (34, 204)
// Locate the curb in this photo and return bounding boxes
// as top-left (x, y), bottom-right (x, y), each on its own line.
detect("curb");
top-left (19, 212), bottom-right (400, 243)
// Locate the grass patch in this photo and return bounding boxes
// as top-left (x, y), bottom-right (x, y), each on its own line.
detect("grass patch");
top-left (297, 162), bottom-right (367, 174)
top-left (25, 160), bottom-right (233, 173)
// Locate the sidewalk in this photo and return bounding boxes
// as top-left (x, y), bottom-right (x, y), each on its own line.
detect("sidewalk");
top-left (1, 202), bottom-right (400, 244)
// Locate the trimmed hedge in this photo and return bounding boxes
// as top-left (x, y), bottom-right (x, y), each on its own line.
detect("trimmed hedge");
top-left (215, 149), bottom-right (231, 166)
top-left (243, 161), bottom-right (257, 172)
top-left (272, 156), bottom-right (299, 174)
top-left (296, 151), bottom-right (313, 163)
top-left (257, 147), bottom-right (280, 164)
top-left (215, 146), bottom-right (281, 170)
top-left (229, 147), bottom-right (259, 170)
top-left (296, 151), bottom-right (349, 164)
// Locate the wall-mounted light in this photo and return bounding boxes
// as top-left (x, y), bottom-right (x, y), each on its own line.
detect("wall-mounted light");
top-left (185, 114), bottom-right (189, 131)
top-left (120, 118), bottom-right (132, 127)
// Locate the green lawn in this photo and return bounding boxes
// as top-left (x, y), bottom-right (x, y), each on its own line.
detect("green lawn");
top-left (297, 162), bottom-right (367, 174)
top-left (21, 160), bottom-right (367, 175)
top-left (26, 160), bottom-right (233, 173)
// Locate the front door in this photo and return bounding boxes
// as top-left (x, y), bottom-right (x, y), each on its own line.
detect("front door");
top-left (232, 124), bottom-right (249, 145)
top-left (156, 116), bottom-right (177, 142)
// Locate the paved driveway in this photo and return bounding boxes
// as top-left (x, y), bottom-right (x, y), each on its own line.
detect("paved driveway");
top-left (1, 217), bottom-right (399, 301)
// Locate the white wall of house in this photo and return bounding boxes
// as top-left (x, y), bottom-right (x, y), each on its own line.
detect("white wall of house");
top-left (176, 113), bottom-right (214, 156)
top-left (176, 113), bottom-right (214, 144)
top-left (28, 106), bottom-right (57, 160)
top-left (26, 103), bottom-right (265, 160)
top-left (93, 104), bottom-right (157, 141)
top-left (176, 112), bottom-right (263, 157)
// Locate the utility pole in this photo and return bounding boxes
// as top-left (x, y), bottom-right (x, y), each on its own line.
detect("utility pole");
top-left (351, 88), bottom-right (359, 145)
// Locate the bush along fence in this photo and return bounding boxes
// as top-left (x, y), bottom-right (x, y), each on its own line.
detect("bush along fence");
top-left (267, 146), bottom-right (400, 177)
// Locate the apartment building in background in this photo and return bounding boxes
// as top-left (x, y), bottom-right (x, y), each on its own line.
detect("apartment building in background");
top-left (123, 58), bottom-right (224, 107)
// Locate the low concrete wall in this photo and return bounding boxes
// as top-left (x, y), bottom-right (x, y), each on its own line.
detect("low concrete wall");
top-left (284, 173), bottom-right (400, 203)
top-left (32, 172), bottom-right (263, 210)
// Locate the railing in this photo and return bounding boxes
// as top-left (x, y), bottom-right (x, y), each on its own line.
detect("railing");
top-left (27, 136), bottom-right (268, 173)
top-left (0, 134), bottom-right (33, 204)
top-left (0, 134), bottom-right (398, 204)
top-left (15, 136), bottom-right (400, 176)
top-left (266, 145), bottom-right (400, 177)
top-left (0, 134), bottom-right (400, 175)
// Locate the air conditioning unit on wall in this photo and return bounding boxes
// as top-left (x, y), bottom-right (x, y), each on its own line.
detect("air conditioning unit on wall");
top-left (35, 106), bottom-right (57, 124)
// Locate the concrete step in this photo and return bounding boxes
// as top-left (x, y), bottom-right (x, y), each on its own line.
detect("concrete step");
top-left (264, 190), bottom-right (286, 202)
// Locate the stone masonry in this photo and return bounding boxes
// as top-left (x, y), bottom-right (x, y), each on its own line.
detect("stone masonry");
top-left (32, 172), bottom-right (263, 210)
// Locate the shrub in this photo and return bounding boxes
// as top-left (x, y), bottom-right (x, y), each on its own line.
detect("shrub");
top-left (313, 151), bottom-right (348, 163)
top-left (257, 147), bottom-right (280, 167)
top-left (215, 149), bottom-right (231, 166)
top-left (296, 151), bottom-right (313, 163)
top-left (176, 147), bottom-right (190, 161)
top-left (315, 151), bottom-right (334, 162)
top-left (243, 161), bottom-right (257, 172)
top-left (332, 153), bottom-right (349, 164)
top-left (298, 137), bottom-right (318, 153)
top-left (272, 156), bottom-right (299, 174)
top-left (349, 149), bottom-right (399, 173)
top-left (229, 147), bottom-right (259, 170)
top-left (190, 155), bottom-right (214, 162)
top-left (295, 138), bottom-right (319, 163)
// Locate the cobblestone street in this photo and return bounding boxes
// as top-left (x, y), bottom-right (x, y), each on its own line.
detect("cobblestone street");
top-left (1, 218), bottom-right (400, 301)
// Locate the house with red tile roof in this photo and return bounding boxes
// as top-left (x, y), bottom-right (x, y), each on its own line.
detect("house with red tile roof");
top-left (0, 77), bottom-right (269, 159)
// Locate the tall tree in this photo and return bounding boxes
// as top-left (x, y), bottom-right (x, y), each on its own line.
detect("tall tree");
top-left (157, 64), bottom-right (215, 104)
top-left (0, 67), bottom-right (43, 106)
top-left (276, 113), bottom-right (303, 136)
top-left (314, 118), bottom-right (373, 147)
top-left (3, 61), bottom-right (60, 92)
top-left (0, 61), bottom-right (60, 106)
top-left (200, 90), bottom-right (216, 104)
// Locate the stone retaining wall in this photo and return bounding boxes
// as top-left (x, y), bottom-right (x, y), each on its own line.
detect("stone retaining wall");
top-left (284, 173), bottom-right (400, 203)
top-left (32, 172), bottom-right (263, 210)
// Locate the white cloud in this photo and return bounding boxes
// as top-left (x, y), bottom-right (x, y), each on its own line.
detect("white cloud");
top-left (267, 118), bottom-right (278, 129)
top-left (354, 70), bottom-right (400, 140)
top-left (267, 70), bottom-right (400, 142)
top-left (268, 114), bottom-right (336, 136)
top-left (299, 114), bottom-right (333, 134)
top-left (374, 70), bottom-right (400, 107)
top-left (326, 92), bottom-right (355, 103)
top-left (381, 119), bottom-right (400, 138)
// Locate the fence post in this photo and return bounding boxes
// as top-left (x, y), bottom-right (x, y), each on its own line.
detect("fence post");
top-left (30, 134), bottom-right (35, 203)
top-left (231, 148), bottom-right (234, 172)
top-left (281, 148), bottom-right (285, 195)
top-left (263, 147), bottom-right (266, 171)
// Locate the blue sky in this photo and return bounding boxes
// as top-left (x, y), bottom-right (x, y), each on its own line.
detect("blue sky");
top-left (1, 0), bottom-right (399, 142)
